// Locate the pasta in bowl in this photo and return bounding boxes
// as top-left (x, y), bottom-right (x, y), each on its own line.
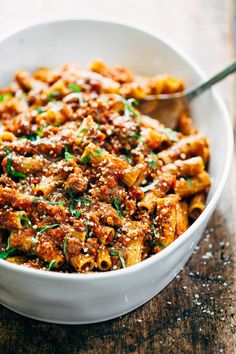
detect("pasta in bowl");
top-left (0, 18), bottom-right (232, 324)
top-left (0, 60), bottom-right (211, 273)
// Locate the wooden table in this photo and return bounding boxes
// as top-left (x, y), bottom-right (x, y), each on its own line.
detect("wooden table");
top-left (0, 1), bottom-right (235, 353)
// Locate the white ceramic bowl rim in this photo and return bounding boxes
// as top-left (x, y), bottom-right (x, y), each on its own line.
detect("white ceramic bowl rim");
top-left (0, 17), bottom-right (233, 281)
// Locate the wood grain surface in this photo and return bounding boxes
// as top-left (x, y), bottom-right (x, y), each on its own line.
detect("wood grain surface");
top-left (0, 1), bottom-right (235, 353)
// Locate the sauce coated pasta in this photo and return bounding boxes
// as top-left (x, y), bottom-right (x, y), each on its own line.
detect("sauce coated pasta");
top-left (0, 60), bottom-right (211, 272)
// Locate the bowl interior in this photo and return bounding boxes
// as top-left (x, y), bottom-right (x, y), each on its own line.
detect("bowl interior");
top-left (0, 19), bottom-right (232, 210)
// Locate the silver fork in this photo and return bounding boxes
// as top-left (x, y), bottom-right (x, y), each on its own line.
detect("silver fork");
top-left (138, 59), bottom-right (236, 128)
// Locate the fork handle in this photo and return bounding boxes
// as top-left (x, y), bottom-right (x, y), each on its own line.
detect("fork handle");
top-left (185, 59), bottom-right (236, 100)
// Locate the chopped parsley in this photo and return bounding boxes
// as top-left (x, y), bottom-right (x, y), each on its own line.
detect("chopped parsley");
top-left (4, 147), bottom-right (26, 178)
top-left (35, 107), bottom-right (45, 114)
top-left (113, 197), bottom-right (122, 218)
top-left (80, 155), bottom-right (90, 164)
top-left (47, 91), bottom-right (59, 101)
top-left (68, 83), bottom-right (81, 93)
top-left (152, 220), bottom-right (158, 238)
top-left (0, 95), bottom-right (5, 102)
top-left (85, 223), bottom-right (93, 239)
top-left (69, 205), bottom-right (83, 218)
top-left (186, 178), bottom-right (193, 185)
top-left (63, 236), bottom-right (68, 254)
top-left (164, 128), bottom-right (179, 142)
top-left (91, 147), bottom-right (103, 158)
top-left (47, 259), bottom-right (56, 271)
top-left (3, 146), bottom-right (10, 155)
top-left (67, 188), bottom-right (83, 217)
top-left (27, 134), bottom-right (37, 141)
top-left (36, 125), bottom-right (48, 137)
top-left (36, 224), bottom-right (61, 235)
top-left (85, 223), bottom-right (89, 239)
top-left (109, 249), bottom-right (126, 268)
top-left (6, 236), bottom-right (11, 251)
top-left (148, 160), bottom-right (157, 169)
top-left (151, 219), bottom-right (166, 248)
top-left (64, 145), bottom-right (74, 161)
top-left (110, 249), bottom-right (117, 256)
top-left (77, 197), bottom-right (90, 207)
top-left (118, 252), bottom-right (126, 268)
top-left (19, 214), bottom-right (32, 228)
top-left (78, 127), bottom-right (90, 135)
top-left (0, 246), bottom-right (20, 260)
top-left (150, 241), bottom-right (166, 248)
top-left (116, 95), bottom-right (141, 121)
top-left (0, 93), bottom-right (12, 102)
top-left (33, 224), bottom-right (61, 251)
top-left (121, 149), bottom-right (131, 157)
top-left (33, 197), bottom-right (64, 206)
top-left (6, 153), bottom-right (26, 179)
top-left (133, 132), bottom-right (141, 140)
top-left (18, 125), bottom-right (48, 141)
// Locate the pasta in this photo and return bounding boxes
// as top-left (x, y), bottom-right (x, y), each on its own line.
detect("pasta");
top-left (0, 60), bottom-right (210, 273)
top-left (189, 193), bottom-right (206, 220)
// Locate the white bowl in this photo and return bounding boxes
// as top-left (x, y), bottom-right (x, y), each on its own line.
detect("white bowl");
top-left (0, 18), bottom-right (233, 324)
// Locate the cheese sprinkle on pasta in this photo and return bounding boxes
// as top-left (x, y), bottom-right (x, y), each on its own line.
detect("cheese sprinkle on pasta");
top-left (0, 60), bottom-right (210, 272)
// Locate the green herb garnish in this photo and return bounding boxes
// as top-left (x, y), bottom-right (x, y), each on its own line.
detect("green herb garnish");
top-left (36, 224), bottom-right (60, 235)
top-left (91, 147), bottom-right (103, 158)
top-left (151, 220), bottom-right (166, 248)
top-left (33, 224), bottom-right (61, 251)
top-left (109, 249), bottom-right (126, 268)
top-left (49, 201), bottom-right (65, 206)
top-left (164, 128), bottom-right (179, 142)
top-left (113, 197), bottom-right (122, 218)
top-left (152, 220), bottom-right (158, 238)
top-left (63, 236), bottom-right (68, 254)
top-left (80, 155), bottom-right (91, 164)
top-left (0, 246), bottom-right (20, 260)
top-left (85, 222), bottom-right (93, 239)
top-left (118, 251), bottom-right (126, 268)
top-left (27, 134), bottom-right (37, 141)
top-left (47, 259), bottom-right (56, 270)
top-left (0, 95), bottom-right (5, 102)
top-left (6, 154), bottom-right (26, 179)
top-left (133, 132), bottom-right (141, 139)
top-left (78, 127), bottom-right (90, 135)
top-left (0, 93), bottom-right (12, 102)
top-left (69, 205), bottom-right (83, 218)
top-left (33, 197), bottom-right (64, 206)
top-left (186, 178), bottom-right (193, 185)
top-left (110, 249), bottom-right (117, 256)
top-left (77, 197), bottom-right (90, 207)
top-left (3, 146), bottom-right (10, 155)
top-left (148, 160), bottom-right (157, 169)
top-left (35, 107), bottom-right (45, 114)
top-left (152, 219), bottom-right (162, 240)
top-left (67, 188), bottom-right (83, 217)
top-left (116, 95), bottom-right (140, 120)
top-left (47, 91), bottom-right (59, 101)
top-left (68, 83), bottom-right (81, 93)
top-left (19, 214), bottom-right (32, 228)
top-left (150, 241), bottom-right (166, 248)
top-left (36, 125), bottom-right (48, 137)
top-left (6, 236), bottom-right (11, 251)
top-left (64, 145), bottom-right (74, 161)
